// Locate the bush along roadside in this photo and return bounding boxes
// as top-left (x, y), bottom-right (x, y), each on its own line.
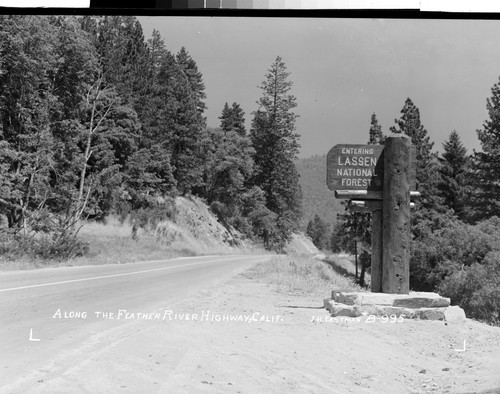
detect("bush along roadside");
top-left (410, 216), bottom-right (500, 326)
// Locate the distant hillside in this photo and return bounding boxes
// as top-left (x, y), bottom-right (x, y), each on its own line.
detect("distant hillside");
top-left (296, 154), bottom-right (344, 230)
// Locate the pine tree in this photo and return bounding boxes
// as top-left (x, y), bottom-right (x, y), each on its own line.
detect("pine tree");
top-left (368, 113), bottom-right (385, 145)
top-left (124, 31), bottom-right (205, 196)
top-left (439, 130), bottom-right (470, 220)
top-left (157, 51), bottom-right (205, 194)
top-left (390, 98), bottom-right (446, 233)
top-left (122, 18), bottom-right (149, 100)
top-left (136, 29), bottom-right (169, 149)
top-left (220, 103), bottom-right (231, 131)
top-left (250, 57), bottom-right (302, 248)
top-left (390, 98), bottom-right (436, 194)
top-left (473, 77), bottom-right (500, 220)
top-left (176, 47), bottom-right (207, 115)
top-left (219, 102), bottom-right (246, 136)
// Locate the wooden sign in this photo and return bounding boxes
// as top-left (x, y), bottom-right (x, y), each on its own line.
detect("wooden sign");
top-left (326, 144), bottom-right (417, 192)
top-left (326, 137), bottom-right (415, 295)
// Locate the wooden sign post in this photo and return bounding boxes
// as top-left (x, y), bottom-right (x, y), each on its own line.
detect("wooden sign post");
top-left (382, 137), bottom-right (411, 294)
top-left (369, 201), bottom-right (383, 293)
top-left (327, 136), bottom-right (417, 294)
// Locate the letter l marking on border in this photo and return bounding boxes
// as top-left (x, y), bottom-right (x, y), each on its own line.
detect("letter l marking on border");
top-left (29, 328), bottom-right (40, 342)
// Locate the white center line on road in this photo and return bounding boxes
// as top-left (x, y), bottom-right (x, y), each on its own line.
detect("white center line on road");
top-left (0, 256), bottom-right (259, 293)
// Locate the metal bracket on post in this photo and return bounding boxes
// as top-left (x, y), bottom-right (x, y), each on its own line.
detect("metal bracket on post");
top-left (336, 190), bottom-right (420, 201)
top-left (348, 200), bottom-right (414, 213)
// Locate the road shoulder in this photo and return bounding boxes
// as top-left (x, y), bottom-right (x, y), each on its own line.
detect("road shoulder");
top-left (22, 268), bottom-right (500, 394)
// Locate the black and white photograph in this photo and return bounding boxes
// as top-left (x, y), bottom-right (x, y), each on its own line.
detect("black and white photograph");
top-left (0, 6), bottom-right (499, 394)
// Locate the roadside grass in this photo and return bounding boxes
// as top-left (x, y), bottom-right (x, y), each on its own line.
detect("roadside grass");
top-left (0, 217), bottom-right (251, 271)
top-left (245, 255), bottom-right (362, 295)
top-left (0, 255), bottom-right (45, 271)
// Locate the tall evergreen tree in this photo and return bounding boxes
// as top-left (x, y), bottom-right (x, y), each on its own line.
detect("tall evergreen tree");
top-left (390, 98), bottom-right (446, 235)
top-left (219, 102), bottom-right (246, 136)
top-left (121, 18), bottom-right (150, 100)
top-left (119, 31), bottom-right (205, 197)
top-left (176, 46), bottom-right (207, 115)
top-left (136, 29), bottom-right (169, 149)
top-left (390, 98), bottom-right (436, 195)
top-left (250, 56), bottom-right (302, 248)
top-left (473, 76), bottom-right (500, 220)
top-left (132, 30), bottom-right (176, 198)
top-left (157, 51), bottom-right (205, 194)
top-left (368, 113), bottom-right (385, 145)
top-left (439, 130), bottom-right (470, 220)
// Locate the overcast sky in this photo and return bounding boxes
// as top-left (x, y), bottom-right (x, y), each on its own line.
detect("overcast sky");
top-left (138, 16), bottom-right (500, 158)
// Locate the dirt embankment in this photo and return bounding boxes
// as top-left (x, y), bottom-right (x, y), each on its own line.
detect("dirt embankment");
top-left (155, 197), bottom-right (319, 258)
top-left (152, 196), bottom-right (243, 253)
top-left (150, 195), bottom-right (266, 257)
top-left (285, 232), bottom-right (324, 258)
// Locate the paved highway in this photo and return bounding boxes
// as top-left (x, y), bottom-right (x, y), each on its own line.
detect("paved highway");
top-left (0, 254), bottom-right (271, 392)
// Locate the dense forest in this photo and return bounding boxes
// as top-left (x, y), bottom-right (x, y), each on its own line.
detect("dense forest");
top-left (0, 15), bottom-right (302, 257)
top-left (304, 101), bottom-right (500, 325)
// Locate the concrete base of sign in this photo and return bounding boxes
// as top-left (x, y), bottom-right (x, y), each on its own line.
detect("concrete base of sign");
top-left (324, 290), bottom-right (466, 322)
